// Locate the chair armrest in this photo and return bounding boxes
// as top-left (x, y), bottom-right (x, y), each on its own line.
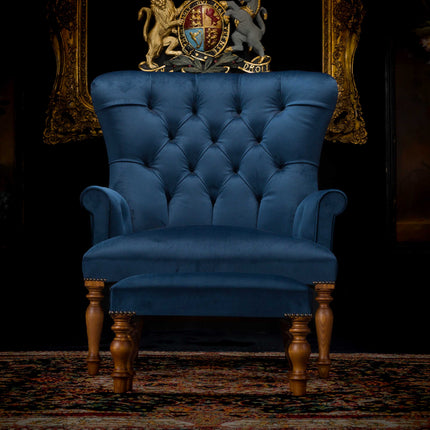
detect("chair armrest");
top-left (293, 189), bottom-right (347, 250)
top-left (80, 186), bottom-right (132, 244)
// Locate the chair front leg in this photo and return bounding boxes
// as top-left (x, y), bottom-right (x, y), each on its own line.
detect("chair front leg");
top-left (315, 282), bottom-right (335, 378)
top-left (85, 279), bottom-right (105, 376)
top-left (110, 312), bottom-right (135, 393)
top-left (287, 315), bottom-right (312, 396)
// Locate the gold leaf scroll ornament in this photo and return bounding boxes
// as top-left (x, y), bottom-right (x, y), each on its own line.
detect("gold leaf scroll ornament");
top-left (323, 0), bottom-right (367, 145)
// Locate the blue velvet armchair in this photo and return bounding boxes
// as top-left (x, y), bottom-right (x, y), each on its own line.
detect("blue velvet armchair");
top-left (81, 70), bottom-right (346, 395)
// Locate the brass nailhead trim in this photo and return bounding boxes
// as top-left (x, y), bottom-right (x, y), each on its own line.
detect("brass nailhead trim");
top-left (284, 313), bottom-right (312, 318)
top-left (109, 311), bottom-right (137, 316)
top-left (84, 278), bottom-right (107, 282)
top-left (313, 281), bottom-right (335, 285)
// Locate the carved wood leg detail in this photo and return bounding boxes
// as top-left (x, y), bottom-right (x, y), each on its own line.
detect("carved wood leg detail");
top-left (85, 280), bottom-right (105, 376)
top-left (315, 282), bottom-right (335, 378)
top-left (110, 312), bottom-right (135, 393)
top-left (288, 315), bottom-right (312, 396)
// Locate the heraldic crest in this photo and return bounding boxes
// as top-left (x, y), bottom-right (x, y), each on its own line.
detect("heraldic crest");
top-left (138, 0), bottom-right (271, 73)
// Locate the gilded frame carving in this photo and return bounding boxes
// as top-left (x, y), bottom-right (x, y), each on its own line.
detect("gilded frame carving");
top-left (322, 0), bottom-right (367, 144)
top-left (44, 0), bottom-right (366, 145)
top-left (44, 0), bottom-right (101, 145)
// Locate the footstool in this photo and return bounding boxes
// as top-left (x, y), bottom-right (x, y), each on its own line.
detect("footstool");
top-left (109, 272), bottom-right (314, 395)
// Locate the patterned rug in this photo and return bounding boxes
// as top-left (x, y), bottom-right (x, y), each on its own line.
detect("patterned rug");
top-left (0, 351), bottom-right (429, 429)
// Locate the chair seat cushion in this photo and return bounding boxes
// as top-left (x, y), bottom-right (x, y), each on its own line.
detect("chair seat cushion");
top-left (110, 272), bottom-right (313, 318)
top-left (83, 225), bottom-right (337, 285)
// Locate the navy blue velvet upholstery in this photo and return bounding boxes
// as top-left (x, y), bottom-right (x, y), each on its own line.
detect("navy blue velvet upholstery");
top-left (82, 70), bottom-right (346, 318)
top-left (110, 273), bottom-right (313, 317)
top-left (84, 225), bottom-right (338, 286)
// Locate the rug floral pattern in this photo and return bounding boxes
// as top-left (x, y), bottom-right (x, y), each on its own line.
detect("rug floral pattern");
top-left (0, 351), bottom-right (429, 429)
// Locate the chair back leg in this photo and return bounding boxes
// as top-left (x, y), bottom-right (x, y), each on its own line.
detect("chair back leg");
top-left (315, 282), bottom-right (335, 378)
top-left (85, 280), bottom-right (105, 375)
top-left (281, 318), bottom-right (293, 369)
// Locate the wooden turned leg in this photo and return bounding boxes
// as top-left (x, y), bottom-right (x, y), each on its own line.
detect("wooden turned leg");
top-left (288, 315), bottom-right (312, 396)
top-left (110, 312), bottom-right (135, 393)
top-left (281, 318), bottom-right (293, 369)
top-left (130, 317), bottom-right (144, 366)
top-left (85, 280), bottom-right (105, 376)
top-left (125, 317), bottom-right (143, 392)
top-left (315, 283), bottom-right (335, 378)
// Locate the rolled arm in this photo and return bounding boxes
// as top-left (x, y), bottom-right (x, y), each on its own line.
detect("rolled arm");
top-left (80, 186), bottom-right (132, 244)
top-left (293, 189), bottom-right (347, 250)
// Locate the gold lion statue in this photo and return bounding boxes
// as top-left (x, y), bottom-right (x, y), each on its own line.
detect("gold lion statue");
top-left (138, 0), bottom-right (185, 69)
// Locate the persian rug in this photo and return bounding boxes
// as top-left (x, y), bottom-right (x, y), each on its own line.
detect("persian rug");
top-left (0, 351), bottom-right (429, 429)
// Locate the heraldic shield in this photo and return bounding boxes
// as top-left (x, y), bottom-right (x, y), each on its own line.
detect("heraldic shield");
top-left (137, 0), bottom-right (271, 73)
top-left (180, 0), bottom-right (229, 57)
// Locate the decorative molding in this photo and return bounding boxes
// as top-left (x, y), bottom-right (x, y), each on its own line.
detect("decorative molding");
top-left (44, 0), bottom-right (367, 145)
top-left (44, 0), bottom-right (101, 145)
top-left (323, 0), bottom-right (367, 144)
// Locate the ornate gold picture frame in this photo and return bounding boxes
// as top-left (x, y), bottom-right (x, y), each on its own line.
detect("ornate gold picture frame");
top-left (44, 0), bottom-right (366, 145)
top-left (322, 0), bottom-right (367, 145)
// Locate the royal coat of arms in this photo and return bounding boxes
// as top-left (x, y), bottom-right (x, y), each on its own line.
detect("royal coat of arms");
top-left (138, 0), bottom-right (271, 73)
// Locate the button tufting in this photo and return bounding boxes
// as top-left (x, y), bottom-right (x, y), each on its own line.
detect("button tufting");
top-left (92, 71), bottom-right (339, 241)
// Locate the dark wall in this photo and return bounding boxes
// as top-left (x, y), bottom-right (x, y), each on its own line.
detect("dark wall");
top-left (3, 0), bottom-right (428, 352)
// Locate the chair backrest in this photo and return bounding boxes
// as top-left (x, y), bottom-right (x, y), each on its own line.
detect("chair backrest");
top-left (91, 70), bottom-right (338, 235)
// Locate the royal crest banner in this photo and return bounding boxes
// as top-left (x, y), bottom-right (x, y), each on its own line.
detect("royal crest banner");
top-left (138, 0), bottom-right (271, 73)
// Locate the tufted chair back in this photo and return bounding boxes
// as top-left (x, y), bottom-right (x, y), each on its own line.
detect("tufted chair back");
top-left (91, 70), bottom-right (338, 235)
